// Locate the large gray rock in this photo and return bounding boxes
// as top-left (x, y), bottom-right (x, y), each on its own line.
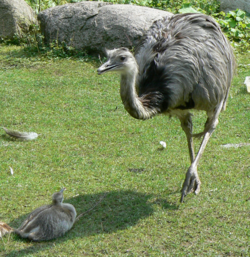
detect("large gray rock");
top-left (0, 0), bottom-right (37, 39)
top-left (38, 2), bottom-right (172, 54)
top-left (219, 0), bottom-right (250, 13)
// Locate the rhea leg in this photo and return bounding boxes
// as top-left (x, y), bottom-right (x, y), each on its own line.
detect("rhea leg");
top-left (179, 113), bottom-right (195, 163)
top-left (180, 103), bottom-right (223, 202)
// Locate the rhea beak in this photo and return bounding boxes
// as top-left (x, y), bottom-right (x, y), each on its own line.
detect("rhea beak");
top-left (97, 61), bottom-right (117, 75)
top-left (60, 188), bottom-right (66, 193)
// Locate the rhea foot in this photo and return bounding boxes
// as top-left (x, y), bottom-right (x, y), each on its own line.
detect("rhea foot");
top-left (180, 164), bottom-right (201, 202)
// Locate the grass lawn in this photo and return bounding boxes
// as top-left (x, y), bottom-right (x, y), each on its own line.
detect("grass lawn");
top-left (0, 44), bottom-right (250, 256)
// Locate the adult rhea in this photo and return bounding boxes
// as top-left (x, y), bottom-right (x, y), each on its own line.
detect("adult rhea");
top-left (97, 13), bottom-right (235, 202)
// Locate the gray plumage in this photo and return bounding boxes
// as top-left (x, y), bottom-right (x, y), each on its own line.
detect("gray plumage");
top-left (15, 188), bottom-right (76, 241)
top-left (97, 13), bottom-right (236, 202)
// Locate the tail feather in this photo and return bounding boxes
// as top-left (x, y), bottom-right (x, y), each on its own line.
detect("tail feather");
top-left (3, 127), bottom-right (38, 140)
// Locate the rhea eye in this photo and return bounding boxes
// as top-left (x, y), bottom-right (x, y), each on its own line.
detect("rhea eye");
top-left (120, 56), bottom-right (126, 61)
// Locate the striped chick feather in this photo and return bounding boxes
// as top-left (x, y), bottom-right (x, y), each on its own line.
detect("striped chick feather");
top-left (0, 222), bottom-right (13, 238)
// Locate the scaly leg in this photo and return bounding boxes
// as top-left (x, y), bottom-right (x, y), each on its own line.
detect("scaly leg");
top-left (180, 102), bottom-right (223, 202)
top-left (179, 113), bottom-right (195, 163)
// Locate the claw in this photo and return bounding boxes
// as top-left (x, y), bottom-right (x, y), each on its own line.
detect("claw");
top-left (180, 164), bottom-right (201, 203)
top-left (180, 192), bottom-right (186, 203)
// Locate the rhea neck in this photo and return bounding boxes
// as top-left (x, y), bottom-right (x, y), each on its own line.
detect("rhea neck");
top-left (119, 57), bottom-right (158, 120)
top-left (52, 196), bottom-right (63, 205)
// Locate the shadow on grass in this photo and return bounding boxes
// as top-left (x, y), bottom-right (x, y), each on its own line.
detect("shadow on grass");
top-left (5, 190), bottom-right (178, 256)
top-left (236, 86), bottom-right (248, 95)
top-left (1, 134), bottom-right (26, 142)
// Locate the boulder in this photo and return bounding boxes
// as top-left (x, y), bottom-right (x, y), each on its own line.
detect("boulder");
top-left (218, 0), bottom-right (250, 13)
top-left (0, 0), bottom-right (37, 39)
top-left (38, 2), bottom-right (172, 54)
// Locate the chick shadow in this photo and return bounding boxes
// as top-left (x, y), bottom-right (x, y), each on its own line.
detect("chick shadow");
top-left (5, 190), bottom-right (178, 257)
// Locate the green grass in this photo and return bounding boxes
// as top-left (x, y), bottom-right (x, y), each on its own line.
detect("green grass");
top-left (0, 45), bottom-right (250, 256)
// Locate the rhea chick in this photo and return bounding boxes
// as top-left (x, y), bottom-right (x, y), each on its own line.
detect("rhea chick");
top-left (15, 188), bottom-right (76, 241)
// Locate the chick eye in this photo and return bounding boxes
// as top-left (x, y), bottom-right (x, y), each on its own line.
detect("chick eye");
top-left (120, 56), bottom-right (126, 61)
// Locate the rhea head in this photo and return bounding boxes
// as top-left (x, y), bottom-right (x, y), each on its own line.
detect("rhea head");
top-left (97, 48), bottom-right (137, 75)
top-left (52, 188), bottom-right (65, 205)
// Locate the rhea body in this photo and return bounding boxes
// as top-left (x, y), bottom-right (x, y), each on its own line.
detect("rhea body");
top-left (15, 188), bottom-right (76, 241)
top-left (97, 13), bottom-right (235, 202)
